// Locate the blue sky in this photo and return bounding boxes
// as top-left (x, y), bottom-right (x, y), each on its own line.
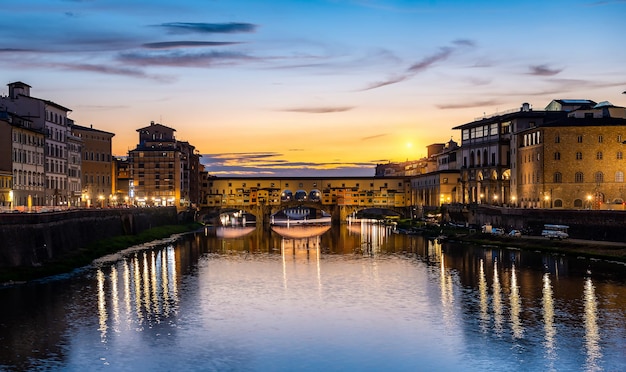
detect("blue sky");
top-left (1, 0), bottom-right (625, 176)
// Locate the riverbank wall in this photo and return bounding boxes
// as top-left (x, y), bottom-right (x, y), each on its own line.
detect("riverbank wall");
top-left (0, 207), bottom-right (178, 268)
top-left (447, 204), bottom-right (626, 242)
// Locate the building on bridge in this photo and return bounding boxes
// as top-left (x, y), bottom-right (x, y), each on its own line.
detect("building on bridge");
top-left (200, 176), bottom-right (412, 223)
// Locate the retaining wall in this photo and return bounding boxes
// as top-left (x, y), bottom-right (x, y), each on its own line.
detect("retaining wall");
top-left (0, 207), bottom-right (177, 267)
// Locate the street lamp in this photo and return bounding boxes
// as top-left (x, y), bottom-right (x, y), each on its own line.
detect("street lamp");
top-left (586, 194), bottom-right (593, 209)
top-left (544, 194), bottom-right (550, 208)
top-left (479, 193), bottom-right (484, 204)
top-left (511, 195), bottom-right (517, 207)
top-left (99, 194), bottom-right (104, 208)
top-left (493, 194), bottom-right (498, 205)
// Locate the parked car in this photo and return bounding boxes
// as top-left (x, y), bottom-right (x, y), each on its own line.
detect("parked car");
top-left (508, 229), bottom-right (522, 237)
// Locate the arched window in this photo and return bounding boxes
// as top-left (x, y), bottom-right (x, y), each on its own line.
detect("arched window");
top-left (576, 152), bottom-right (583, 160)
top-left (554, 199), bottom-right (563, 208)
top-left (575, 172), bottom-right (584, 183)
top-left (554, 152), bottom-right (560, 160)
top-left (554, 172), bottom-right (562, 183)
top-left (574, 199), bottom-right (583, 208)
top-left (616, 171), bottom-right (624, 182)
top-left (595, 172), bottom-right (604, 183)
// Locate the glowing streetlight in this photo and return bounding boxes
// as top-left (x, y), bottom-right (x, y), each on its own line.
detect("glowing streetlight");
top-left (99, 194), bottom-right (104, 208)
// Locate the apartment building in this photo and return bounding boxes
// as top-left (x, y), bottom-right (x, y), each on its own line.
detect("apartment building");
top-left (0, 82), bottom-right (72, 206)
top-left (71, 124), bottom-right (114, 207)
top-left (0, 112), bottom-right (46, 209)
top-left (518, 101), bottom-right (626, 209)
top-left (129, 121), bottom-right (181, 206)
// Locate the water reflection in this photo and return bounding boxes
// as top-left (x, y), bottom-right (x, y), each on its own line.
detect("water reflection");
top-left (584, 277), bottom-right (602, 372)
top-left (478, 259), bottom-right (489, 333)
top-left (1, 224), bottom-right (626, 371)
top-left (347, 220), bottom-right (395, 255)
top-left (509, 264), bottom-right (523, 339)
top-left (93, 247), bottom-right (180, 343)
top-left (542, 273), bottom-right (557, 367)
top-left (492, 259), bottom-right (503, 336)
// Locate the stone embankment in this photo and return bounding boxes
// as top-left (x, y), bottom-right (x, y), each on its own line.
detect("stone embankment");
top-left (0, 207), bottom-right (178, 268)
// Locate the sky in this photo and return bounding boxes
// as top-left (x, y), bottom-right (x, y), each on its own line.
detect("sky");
top-left (1, 0), bottom-right (625, 176)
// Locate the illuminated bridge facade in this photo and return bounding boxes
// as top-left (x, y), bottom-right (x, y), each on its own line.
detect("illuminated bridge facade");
top-left (199, 176), bottom-right (412, 224)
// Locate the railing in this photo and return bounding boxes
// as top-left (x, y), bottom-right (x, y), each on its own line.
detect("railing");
top-left (474, 107), bottom-right (519, 121)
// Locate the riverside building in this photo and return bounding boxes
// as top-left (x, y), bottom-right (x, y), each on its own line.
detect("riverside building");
top-left (0, 112), bottom-right (45, 210)
top-left (71, 124), bottom-right (115, 207)
top-left (0, 82), bottom-right (71, 207)
top-left (128, 121), bottom-right (181, 207)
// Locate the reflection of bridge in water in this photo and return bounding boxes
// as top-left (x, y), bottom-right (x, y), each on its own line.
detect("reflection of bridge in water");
top-left (200, 176), bottom-right (412, 225)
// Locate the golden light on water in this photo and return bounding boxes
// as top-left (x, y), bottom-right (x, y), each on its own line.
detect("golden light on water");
top-left (584, 277), bottom-right (602, 371)
top-left (509, 264), bottom-right (523, 339)
top-left (478, 259), bottom-right (488, 333)
top-left (542, 273), bottom-right (557, 365)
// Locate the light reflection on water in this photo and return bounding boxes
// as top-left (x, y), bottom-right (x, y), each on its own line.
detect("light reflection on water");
top-left (0, 223), bottom-right (625, 371)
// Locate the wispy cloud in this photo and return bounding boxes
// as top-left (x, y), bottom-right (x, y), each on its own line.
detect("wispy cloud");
top-left (436, 100), bottom-right (502, 109)
top-left (142, 41), bottom-right (243, 49)
top-left (280, 106), bottom-right (354, 113)
top-left (118, 50), bottom-right (255, 67)
top-left (361, 134), bottom-right (388, 141)
top-left (361, 39), bottom-right (476, 91)
top-left (528, 64), bottom-right (562, 76)
top-left (201, 152), bottom-right (375, 176)
top-left (586, 0), bottom-right (626, 6)
top-left (155, 22), bottom-right (257, 35)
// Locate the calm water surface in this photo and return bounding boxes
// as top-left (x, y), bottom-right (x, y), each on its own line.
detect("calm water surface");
top-left (1, 223), bottom-right (625, 371)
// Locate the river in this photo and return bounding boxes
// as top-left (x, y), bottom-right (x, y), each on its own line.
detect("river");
top-left (1, 222), bottom-right (625, 371)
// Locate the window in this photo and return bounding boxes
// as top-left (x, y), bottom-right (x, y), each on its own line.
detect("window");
top-left (555, 135), bottom-right (560, 143)
top-left (577, 135), bottom-right (583, 143)
top-left (598, 135), bottom-right (603, 143)
top-left (576, 152), bottom-right (583, 160)
top-left (574, 199), bottom-right (583, 208)
top-left (596, 152), bottom-right (603, 160)
top-left (554, 172), bottom-right (562, 183)
top-left (618, 135), bottom-right (623, 143)
top-left (618, 152), bottom-right (623, 160)
top-left (575, 172), bottom-right (584, 183)
top-left (554, 199), bottom-right (563, 208)
top-left (616, 171), bottom-right (624, 183)
top-left (595, 172), bottom-right (604, 183)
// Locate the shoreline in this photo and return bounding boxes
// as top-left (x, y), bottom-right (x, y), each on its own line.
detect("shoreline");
top-left (0, 222), bottom-right (202, 285)
top-left (438, 230), bottom-right (626, 262)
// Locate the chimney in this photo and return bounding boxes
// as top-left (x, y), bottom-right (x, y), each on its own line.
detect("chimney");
top-left (521, 102), bottom-right (531, 112)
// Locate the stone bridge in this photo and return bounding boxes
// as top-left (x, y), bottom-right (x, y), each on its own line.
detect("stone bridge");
top-left (200, 176), bottom-right (413, 225)
top-left (201, 200), bottom-right (407, 225)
